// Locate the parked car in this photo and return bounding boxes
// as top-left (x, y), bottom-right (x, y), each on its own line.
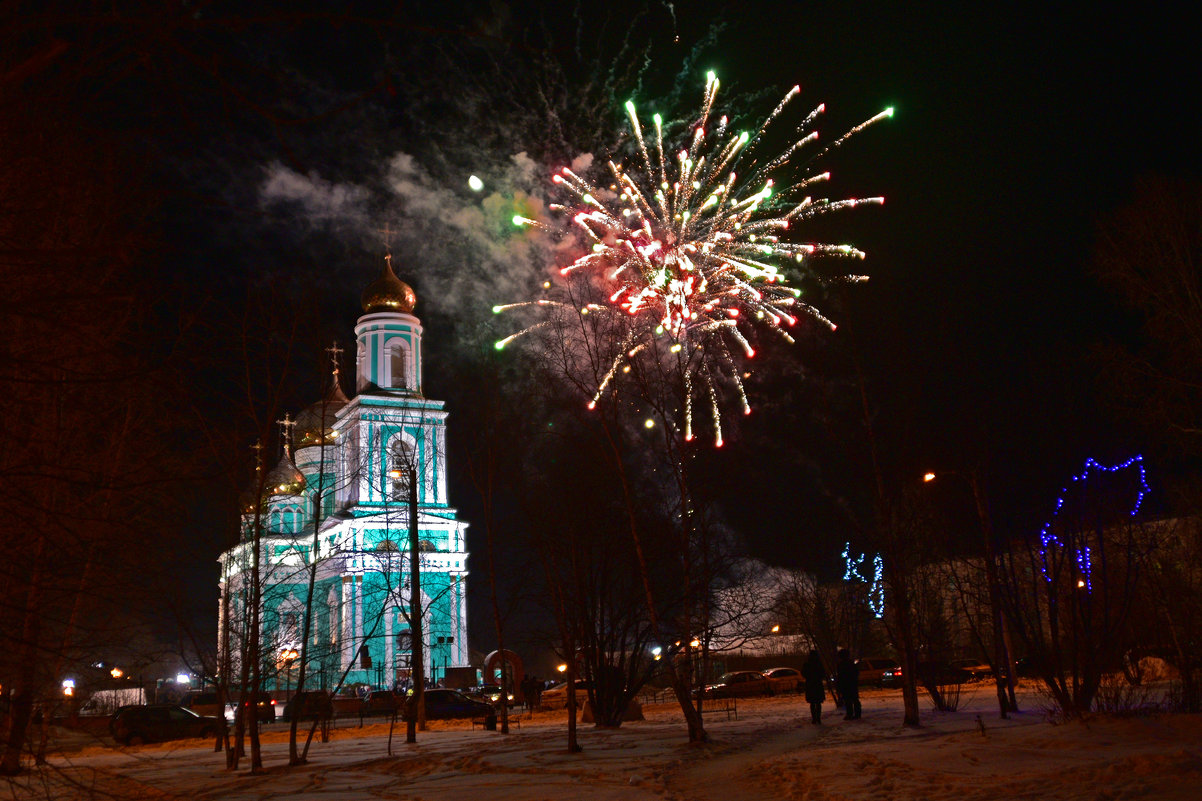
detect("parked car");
top-left (920, 661), bottom-right (973, 685)
top-left (180, 690), bottom-right (223, 719)
top-left (109, 704), bottom-right (225, 746)
top-left (360, 690), bottom-right (402, 717)
top-left (403, 689), bottom-right (496, 723)
top-left (234, 691), bottom-right (277, 723)
top-left (884, 661), bottom-right (973, 687)
top-left (856, 658), bottom-right (901, 686)
top-left (1011, 656), bottom-right (1042, 678)
top-left (700, 670), bottom-right (774, 698)
top-left (762, 667), bottom-right (804, 694)
top-left (464, 684), bottom-right (514, 707)
top-left (282, 690), bottom-right (333, 722)
top-left (949, 658), bottom-right (994, 681)
top-left (539, 680), bottom-right (592, 711)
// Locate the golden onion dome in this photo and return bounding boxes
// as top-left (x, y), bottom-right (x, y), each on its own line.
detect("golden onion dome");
top-left (295, 379), bottom-right (349, 449)
top-left (361, 254), bottom-right (416, 314)
top-left (263, 453), bottom-right (305, 497)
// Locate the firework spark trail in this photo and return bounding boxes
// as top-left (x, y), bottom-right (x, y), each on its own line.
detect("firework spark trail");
top-left (497, 73), bottom-right (891, 444)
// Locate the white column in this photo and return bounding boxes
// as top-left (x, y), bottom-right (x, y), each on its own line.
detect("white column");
top-left (341, 576), bottom-right (354, 670)
top-left (383, 605), bottom-right (394, 686)
top-left (354, 575), bottom-right (364, 662)
top-left (456, 576), bottom-right (468, 666)
top-left (437, 425), bottom-right (447, 504)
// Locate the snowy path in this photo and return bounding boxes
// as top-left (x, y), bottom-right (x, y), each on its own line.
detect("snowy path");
top-left (5, 687), bottom-right (1202, 800)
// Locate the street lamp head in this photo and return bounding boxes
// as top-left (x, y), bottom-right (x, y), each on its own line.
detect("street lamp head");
top-left (923, 472), bottom-right (937, 483)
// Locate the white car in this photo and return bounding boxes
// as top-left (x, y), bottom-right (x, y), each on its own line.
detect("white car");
top-left (539, 679), bottom-right (592, 710)
top-left (949, 658), bottom-right (994, 681)
top-left (762, 667), bottom-right (804, 694)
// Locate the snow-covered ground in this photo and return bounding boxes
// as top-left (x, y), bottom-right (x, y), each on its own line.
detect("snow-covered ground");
top-left (6, 685), bottom-right (1202, 800)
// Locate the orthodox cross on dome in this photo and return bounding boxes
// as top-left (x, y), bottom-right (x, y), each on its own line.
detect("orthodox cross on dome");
top-left (327, 340), bottom-right (343, 378)
top-left (250, 439), bottom-right (263, 473)
top-left (277, 413), bottom-right (296, 460)
top-left (376, 223), bottom-right (395, 262)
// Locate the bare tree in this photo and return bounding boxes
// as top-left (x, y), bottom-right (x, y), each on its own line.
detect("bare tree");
top-left (1092, 176), bottom-right (1202, 455)
top-left (999, 460), bottom-right (1152, 716)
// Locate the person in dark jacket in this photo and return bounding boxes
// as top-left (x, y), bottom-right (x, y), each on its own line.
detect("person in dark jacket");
top-left (801, 650), bottom-right (826, 724)
top-left (836, 648), bottom-right (861, 720)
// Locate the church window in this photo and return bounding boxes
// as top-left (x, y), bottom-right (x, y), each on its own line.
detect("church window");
top-left (282, 612), bottom-right (299, 643)
top-left (356, 342), bottom-right (367, 391)
top-left (327, 590), bottom-right (339, 647)
top-left (389, 439), bottom-right (416, 502)
top-left (345, 425), bottom-right (360, 505)
top-left (389, 342), bottom-right (408, 389)
top-left (278, 548), bottom-right (303, 566)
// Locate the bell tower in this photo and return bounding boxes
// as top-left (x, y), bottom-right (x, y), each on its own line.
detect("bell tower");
top-left (355, 252), bottom-right (422, 395)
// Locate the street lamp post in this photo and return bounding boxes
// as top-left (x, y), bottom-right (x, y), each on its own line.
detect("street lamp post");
top-left (925, 469), bottom-right (1018, 717)
top-left (281, 649), bottom-right (299, 701)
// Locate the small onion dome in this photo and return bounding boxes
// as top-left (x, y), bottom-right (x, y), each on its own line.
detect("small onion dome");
top-left (295, 380), bottom-right (349, 449)
top-left (263, 453), bottom-right (305, 497)
top-left (361, 255), bottom-right (416, 314)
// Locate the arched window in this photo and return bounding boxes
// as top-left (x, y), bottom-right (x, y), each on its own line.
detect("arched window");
top-left (277, 547), bottom-right (303, 566)
top-left (375, 539), bottom-right (399, 552)
top-left (356, 341), bottom-right (367, 391)
top-left (327, 588), bottom-right (339, 647)
top-left (389, 342), bottom-right (407, 389)
top-left (418, 539), bottom-right (436, 552)
top-left (389, 438), bottom-right (416, 502)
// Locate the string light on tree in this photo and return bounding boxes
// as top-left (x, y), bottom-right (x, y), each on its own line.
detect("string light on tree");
top-left (496, 72), bottom-right (891, 444)
top-left (1037, 455), bottom-right (1149, 592)
top-left (843, 543), bottom-right (885, 618)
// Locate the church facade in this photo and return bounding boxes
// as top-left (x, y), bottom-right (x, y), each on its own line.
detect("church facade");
top-left (218, 255), bottom-right (469, 694)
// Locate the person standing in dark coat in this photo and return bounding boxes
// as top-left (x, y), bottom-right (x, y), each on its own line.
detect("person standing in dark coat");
top-left (802, 650), bottom-right (826, 724)
top-left (836, 649), bottom-right (861, 720)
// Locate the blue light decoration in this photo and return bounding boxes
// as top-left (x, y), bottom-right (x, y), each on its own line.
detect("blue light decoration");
top-left (843, 543), bottom-right (885, 618)
top-left (1037, 455), bottom-right (1149, 592)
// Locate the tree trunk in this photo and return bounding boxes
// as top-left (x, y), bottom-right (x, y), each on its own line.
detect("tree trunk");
top-left (406, 464), bottom-right (425, 743)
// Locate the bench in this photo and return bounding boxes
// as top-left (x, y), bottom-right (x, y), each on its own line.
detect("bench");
top-left (698, 698), bottom-right (737, 720)
top-left (471, 713), bottom-right (518, 730)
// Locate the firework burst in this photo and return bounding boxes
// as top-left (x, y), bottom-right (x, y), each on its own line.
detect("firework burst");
top-left (497, 72), bottom-right (891, 445)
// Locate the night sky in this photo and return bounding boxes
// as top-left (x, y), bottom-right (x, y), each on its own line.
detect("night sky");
top-left (8, 1), bottom-right (1201, 648)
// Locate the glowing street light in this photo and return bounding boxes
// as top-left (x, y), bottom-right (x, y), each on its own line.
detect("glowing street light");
top-left (923, 472), bottom-right (937, 483)
top-left (110, 667), bottom-right (123, 679)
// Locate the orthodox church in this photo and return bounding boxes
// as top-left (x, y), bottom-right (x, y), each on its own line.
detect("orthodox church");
top-left (218, 254), bottom-right (469, 694)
